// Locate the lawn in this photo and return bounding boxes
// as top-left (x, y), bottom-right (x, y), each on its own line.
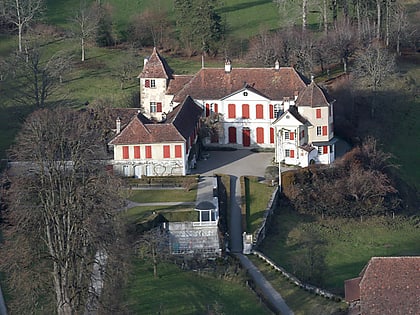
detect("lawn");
top-left (124, 205), bottom-right (197, 224)
top-left (259, 205), bottom-right (420, 295)
top-left (125, 259), bottom-right (271, 315)
top-left (248, 255), bottom-right (348, 315)
top-left (127, 188), bottom-right (197, 203)
top-left (244, 176), bottom-right (276, 233)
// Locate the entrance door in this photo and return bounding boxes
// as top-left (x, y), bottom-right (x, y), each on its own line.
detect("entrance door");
top-left (228, 127), bottom-right (237, 143)
top-left (242, 128), bottom-right (250, 147)
top-left (134, 165), bottom-right (142, 178)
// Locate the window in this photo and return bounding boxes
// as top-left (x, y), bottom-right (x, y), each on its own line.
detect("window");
top-left (316, 108), bottom-right (321, 118)
top-left (175, 145), bottom-right (182, 158)
top-left (322, 126), bottom-right (328, 136)
top-left (150, 79), bottom-right (156, 88)
top-left (270, 128), bottom-right (274, 144)
top-left (290, 132), bottom-right (295, 140)
top-left (269, 104), bottom-right (274, 119)
top-left (150, 102), bottom-right (157, 113)
top-left (134, 146), bottom-right (140, 159)
top-left (228, 104), bottom-right (236, 118)
top-left (316, 126), bottom-right (322, 136)
top-left (206, 103), bottom-right (210, 117)
top-left (256, 127), bottom-right (264, 144)
top-left (146, 145), bottom-right (152, 158)
top-left (285, 149), bottom-right (290, 157)
top-left (145, 79), bottom-right (150, 88)
top-left (323, 146), bottom-right (328, 154)
top-left (274, 104), bottom-right (283, 118)
top-left (122, 146), bottom-right (129, 159)
top-left (242, 104), bottom-right (249, 119)
top-left (318, 146), bottom-right (323, 154)
top-left (329, 145), bottom-right (334, 153)
top-left (243, 92), bottom-right (248, 96)
top-left (163, 145), bottom-right (170, 158)
top-left (256, 104), bottom-right (264, 119)
top-left (157, 102), bottom-right (162, 112)
top-left (285, 131), bottom-right (290, 140)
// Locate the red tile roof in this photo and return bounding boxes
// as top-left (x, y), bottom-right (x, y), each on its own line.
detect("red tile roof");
top-left (171, 67), bottom-right (309, 103)
top-left (137, 47), bottom-right (173, 79)
top-left (345, 277), bottom-right (362, 302)
top-left (108, 96), bottom-right (202, 145)
top-left (358, 257), bottom-right (420, 315)
top-left (296, 81), bottom-right (333, 107)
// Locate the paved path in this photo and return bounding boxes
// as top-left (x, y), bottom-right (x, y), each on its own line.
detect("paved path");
top-left (194, 149), bottom-right (294, 314)
top-left (235, 253), bottom-right (294, 315)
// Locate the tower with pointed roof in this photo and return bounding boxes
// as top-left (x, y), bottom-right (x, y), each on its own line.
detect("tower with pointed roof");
top-left (137, 47), bottom-right (174, 121)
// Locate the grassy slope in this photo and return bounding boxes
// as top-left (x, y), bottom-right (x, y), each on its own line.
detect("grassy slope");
top-left (125, 260), bottom-right (271, 315)
top-left (259, 209), bottom-right (420, 295)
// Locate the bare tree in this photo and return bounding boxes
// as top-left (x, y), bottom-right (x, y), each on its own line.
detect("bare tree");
top-left (331, 19), bottom-right (357, 73)
top-left (1, 108), bottom-right (125, 314)
top-left (354, 43), bottom-right (396, 118)
top-left (136, 226), bottom-right (170, 278)
top-left (3, 40), bottom-right (71, 107)
top-left (128, 9), bottom-right (171, 48)
top-left (3, 0), bottom-right (44, 52)
top-left (71, 1), bottom-right (100, 61)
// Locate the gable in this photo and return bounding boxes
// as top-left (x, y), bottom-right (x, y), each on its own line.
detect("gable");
top-left (221, 86), bottom-right (271, 102)
top-left (273, 107), bottom-right (308, 127)
top-left (138, 47), bottom-right (173, 79)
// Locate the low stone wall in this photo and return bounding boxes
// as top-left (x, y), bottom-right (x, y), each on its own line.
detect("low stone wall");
top-left (253, 251), bottom-right (343, 302)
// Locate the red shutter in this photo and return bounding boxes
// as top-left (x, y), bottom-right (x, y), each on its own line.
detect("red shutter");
top-left (242, 104), bottom-right (249, 119)
top-left (163, 145), bottom-right (170, 158)
top-left (302, 130), bottom-right (305, 138)
top-left (290, 150), bottom-right (295, 158)
top-left (323, 146), bottom-right (328, 154)
top-left (157, 102), bottom-right (162, 112)
top-left (270, 128), bottom-right (274, 144)
top-left (134, 146), bottom-right (140, 159)
top-left (206, 103), bottom-right (210, 117)
top-left (146, 146), bottom-right (152, 158)
top-left (175, 145), bottom-right (182, 158)
top-left (214, 103), bottom-right (218, 113)
top-left (290, 132), bottom-right (295, 140)
top-left (122, 146), bottom-right (129, 159)
top-left (145, 80), bottom-right (150, 88)
top-left (256, 127), bottom-right (264, 144)
top-left (228, 104), bottom-right (236, 118)
top-left (256, 104), bottom-right (264, 119)
top-left (322, 126), bottom-right (328, 136)
top-left (269, 104), bottom-right (274, 119)
top-left (316, 108), bottom-right (321, 118)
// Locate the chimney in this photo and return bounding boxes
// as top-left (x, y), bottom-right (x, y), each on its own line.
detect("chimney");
top-left (225, 59), bottom-right (232, 73)
top-left (144, 58), bottom-right (148, 67)
top-left (311, 74), bottom-right (314, 82)
top-left (116, 117), bottom-right (121, 134)
top-left (275, 60), bottom-right (280, 70)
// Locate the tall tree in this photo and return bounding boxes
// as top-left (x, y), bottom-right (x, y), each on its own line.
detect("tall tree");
top-left (174, 0), bottom-right (224, 56)
top-left (3, 0), bottom-right (44, 52)
top-left (354, 43), bottom-right (396, 118)
top-left (1, 108), bottom-right (125, 314)
top-left (71, 1), bottom-right (100, 61)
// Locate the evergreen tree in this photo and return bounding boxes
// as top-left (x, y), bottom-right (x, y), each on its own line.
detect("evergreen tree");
top-left (174, 0), bottom-right (224, 56)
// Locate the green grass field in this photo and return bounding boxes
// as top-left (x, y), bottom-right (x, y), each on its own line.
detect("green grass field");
top-left (245, 177), bottom-right (276, 233)
top-left (127, 188), bottom-right (197, 203)
top-left (259, 207), bottom-right (420, 295)
top-left (125, 259), bottom-right (271, 315)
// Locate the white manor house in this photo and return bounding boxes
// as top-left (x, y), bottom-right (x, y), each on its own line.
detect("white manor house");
top-left (109, 48), bottom-right (337, 177)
